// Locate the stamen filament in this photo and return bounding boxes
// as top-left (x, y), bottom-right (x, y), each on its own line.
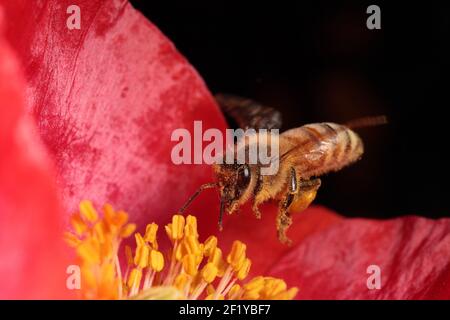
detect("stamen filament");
top-left (214, 266), bottom-right (233, 299)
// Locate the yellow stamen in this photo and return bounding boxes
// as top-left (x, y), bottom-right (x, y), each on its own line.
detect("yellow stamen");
top-left (120, 223), bottom-right (136, 238)
top-left (66, 201), bottom-right (298, 300)
top-left (125, 245), bottom-right (133, 266)
top-left (227, 240), bottom-right (247, 271)
top-left (228, 284), bottom-right (242, 299)
top-left (201, 263), bottom-right (218, 283)
top-left (149, 250), bottom-right (164, 272)
top-left (70, 213), bottom-right (87, 236)
top-left (127, 268), bottom-right (142, 291)
top-left (174, 273), bottom-right (189, 291)
top-left (144, 223), bottom-right (158, 247)
top-left (64, 232), bottom-right (81, 247)
top-left (236, 258), bottom-right (251, 280)
top-left (134, 243), bottom-right (149, 269)
top-left (204, 236), bottom-right (218, 256)
top-left (182, 254), bottom-right (199, 276)
top-left (79, 200), bottom-right (99, 223)
top-left (165, 215), bottom-right (185, 241)
top-left (185, 215), bottom-right (198, 237)
top-left (182, 235), bottom-right (203, 257)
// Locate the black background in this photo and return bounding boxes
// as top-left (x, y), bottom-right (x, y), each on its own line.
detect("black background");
top-left (130, 0), bottom-right (450, 218)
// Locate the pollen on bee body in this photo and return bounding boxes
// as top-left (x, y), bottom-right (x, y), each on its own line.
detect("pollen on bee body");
top-left (170, 121), bottom-right (280, 175)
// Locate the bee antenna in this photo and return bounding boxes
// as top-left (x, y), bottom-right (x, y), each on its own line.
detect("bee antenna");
top-left (345, 115), bottom-right (388, 129)
top-left (178, 183), bottom-right (217, 214)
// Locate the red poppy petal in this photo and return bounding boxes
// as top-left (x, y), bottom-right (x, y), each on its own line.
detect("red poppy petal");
top-left (268, 209), bottom-right (450, 299)
top-left (0, 16), bottom-right (71, 299)
top-left (0, 0), bottom-right (226, 228)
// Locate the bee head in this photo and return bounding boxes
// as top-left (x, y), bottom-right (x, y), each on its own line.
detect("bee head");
top-left (213, 163), bottom-right (252, 215)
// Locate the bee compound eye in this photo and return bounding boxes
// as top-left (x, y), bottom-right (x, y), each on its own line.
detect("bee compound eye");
top-left (243, 165), bottom-right (250, 178)
top-left (235, 165), bottom-right (251, 192)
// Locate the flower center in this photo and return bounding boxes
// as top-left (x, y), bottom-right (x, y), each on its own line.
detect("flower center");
top-left (65, 200), bottom-right (298, 300)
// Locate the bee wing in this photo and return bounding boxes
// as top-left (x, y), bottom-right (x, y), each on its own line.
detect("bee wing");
top-left (215, 93), bottom-right (282, 130)
top-left (277, 124), bottom-right (365, 178)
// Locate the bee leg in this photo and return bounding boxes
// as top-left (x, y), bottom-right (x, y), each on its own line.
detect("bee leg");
top-left (252, 200), bottom-right (263, 219)
top-left (276, 167), bottom-right (298, 245)
top-left (252, 172), bottom-right (265, 219)
top-left (299, 178), bottom-right (321, 190)
top-left (277, 193), bottom-right (295, 245)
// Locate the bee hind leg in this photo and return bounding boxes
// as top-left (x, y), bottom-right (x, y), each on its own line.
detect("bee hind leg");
top-left (277, 193), bottom-right (295, 245)
top-left (252, 197), bottom-right (265, 219)
top-left (276, 167), bottom-right (298, 245)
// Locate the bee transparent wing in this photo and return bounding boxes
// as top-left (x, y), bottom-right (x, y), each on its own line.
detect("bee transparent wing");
top-left (215, 93), bottom-right (282, 130)
top-left (278, 123), bottom-right (366, 178)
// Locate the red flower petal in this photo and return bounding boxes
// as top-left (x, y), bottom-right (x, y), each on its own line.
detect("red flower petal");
top-left (271, 211), bottom-right (450, 299)
top-left (0, 16), bottom-right (71, 299)
top-left (218, 203), bottom-right (450, 299)
top-left (0, 0), bottom-right (226, 229)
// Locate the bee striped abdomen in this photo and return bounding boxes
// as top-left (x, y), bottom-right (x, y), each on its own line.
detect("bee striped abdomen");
top-left (280, 122), bottom-right (364, 178)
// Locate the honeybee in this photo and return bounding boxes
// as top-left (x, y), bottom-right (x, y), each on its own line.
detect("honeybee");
top-left (179, 94), bottom-right (386, 244)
